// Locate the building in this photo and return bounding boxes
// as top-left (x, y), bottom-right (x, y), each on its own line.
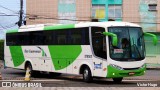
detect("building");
top-left (26, 0), bottom-right (91, 25)
top-left (26, 0), bottom-right (160, 64)
top-left (92, 0), bottom-right (122, 21)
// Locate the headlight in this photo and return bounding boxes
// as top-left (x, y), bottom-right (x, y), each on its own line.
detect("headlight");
top-left (110, 64), bottom-right (124, 70)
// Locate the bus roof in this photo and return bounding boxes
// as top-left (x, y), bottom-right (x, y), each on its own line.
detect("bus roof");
top-left (7, 21), bottom-right (141, 33)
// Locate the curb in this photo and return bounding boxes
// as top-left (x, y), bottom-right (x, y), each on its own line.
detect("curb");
top-left (146, 68), bottom-right (160, 70)
top-left (146, 63), bottom-right (160, 70)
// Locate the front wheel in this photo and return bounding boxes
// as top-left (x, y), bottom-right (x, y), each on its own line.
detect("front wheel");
top-left (83, 67), bottom-right (92, 83)
top-left (112, 77), bottom-right (123, 83)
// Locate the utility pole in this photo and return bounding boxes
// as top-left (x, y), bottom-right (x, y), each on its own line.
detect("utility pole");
top-left (18, 0), bottom-right (23, 27)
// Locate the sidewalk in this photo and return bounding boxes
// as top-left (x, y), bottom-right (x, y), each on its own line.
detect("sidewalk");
top-left (146, 63), bottom-right (160, 70)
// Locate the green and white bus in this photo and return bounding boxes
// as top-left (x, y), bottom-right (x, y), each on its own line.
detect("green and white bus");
top-left (4, 22), bottom-right (158, 82)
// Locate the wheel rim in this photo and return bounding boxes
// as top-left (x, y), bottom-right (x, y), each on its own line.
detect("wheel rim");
top-left (84, 69), bottom-right (88, 80)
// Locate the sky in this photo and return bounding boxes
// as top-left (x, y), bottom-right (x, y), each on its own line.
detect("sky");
top-left (0, 0), bottom-right (26, 39)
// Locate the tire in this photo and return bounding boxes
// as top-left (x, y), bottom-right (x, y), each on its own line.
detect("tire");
top-left (25, 63), bottom-right (33, 77)
top-left (83, 66), bottom-right (92, 83)
top-left (112, 77), bottom-right (123, 83)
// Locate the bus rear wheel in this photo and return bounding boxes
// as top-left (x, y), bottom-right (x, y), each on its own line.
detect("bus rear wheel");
top-left (83, 66), bottom-right (92, 83)
top-left (25, 63), bottom-right (33, 77)
top-left (112, 77), bottom-right (123, 83)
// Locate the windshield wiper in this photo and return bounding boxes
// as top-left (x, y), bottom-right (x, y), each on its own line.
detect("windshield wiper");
top-left (132, 44), bottom-right (141, 58)
top-left (131, 38), bottom-right (142, 58)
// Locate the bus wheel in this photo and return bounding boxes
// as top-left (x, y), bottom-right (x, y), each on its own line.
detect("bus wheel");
top-left (112, 77), bottom-right (123, 83)
top-left (83, 66), bottom-right (92, 83)
top-left (25, 63), bottom-right (33, 77)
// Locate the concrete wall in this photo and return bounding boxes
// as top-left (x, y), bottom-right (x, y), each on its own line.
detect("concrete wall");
top-left (26, 0), bottom-right (58, 25)
top-left (123, 0), bottom-right (160, 64)
top-left (123, 0), bottom-right (160, 32)
top-left (157, 0), bottom-right (160, 32)
top-left (76, 0), bottom-right (91, 22)
top-left (139, 0), bottom-right (157, 32)
top-left (58, 0), bottom-right (76, 24)
top-left (26, 0), bottom-right (91, 25)
top-left (123, 0), bottom-right (140, 23)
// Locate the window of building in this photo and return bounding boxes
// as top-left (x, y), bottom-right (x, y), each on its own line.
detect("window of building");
top-left (92, 5), bottom-right (106, 19)
top-left (108, 5), bottom-right (122, 20)
top-left (148, 4), bottom-right (157, 11)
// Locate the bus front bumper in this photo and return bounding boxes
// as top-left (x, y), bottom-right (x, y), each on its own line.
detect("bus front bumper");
top-left (107, 65), bottom-right (146, 78)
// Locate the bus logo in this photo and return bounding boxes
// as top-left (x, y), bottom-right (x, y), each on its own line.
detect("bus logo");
top-left (37, 47), bottom-right (47, 57)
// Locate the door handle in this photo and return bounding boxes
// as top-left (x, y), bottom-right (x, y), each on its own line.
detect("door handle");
top-left (58, 60), bottom-right (59, 64)
top-left (44, 60), bottom-right (45, 63)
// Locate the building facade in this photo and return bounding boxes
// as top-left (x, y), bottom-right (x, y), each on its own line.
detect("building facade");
top-left (26, 0), bottom-right (91, 25)
top-left (26, 0), bottom-right (160, 64)
top-left (123, 0), bottom-right (160, 64)
top-left (92, 0), bottom-right (122, 21)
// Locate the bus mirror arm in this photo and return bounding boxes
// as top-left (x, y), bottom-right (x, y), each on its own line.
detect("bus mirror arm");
top-left (102, 32), bottom-right (118, 46)
top-left (144, 32), bottom-right (158, 45)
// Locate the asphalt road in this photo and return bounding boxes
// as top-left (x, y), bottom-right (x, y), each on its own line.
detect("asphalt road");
top-left (0, 67), bottom-right (160, 87)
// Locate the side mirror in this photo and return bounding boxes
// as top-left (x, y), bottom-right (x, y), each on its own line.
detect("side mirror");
top-left (144, 32), bottom-right (158, 45)
top-left (102, 32), bottom-right (118, 46)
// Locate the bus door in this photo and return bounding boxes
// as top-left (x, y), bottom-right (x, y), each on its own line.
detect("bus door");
top-left (91, 27), bottom-right (107, 77)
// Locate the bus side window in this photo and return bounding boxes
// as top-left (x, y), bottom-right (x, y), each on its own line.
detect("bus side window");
top-left (91, 27), bottom-right (107, 59)
top-left (56, 30), bottom-right (67, 45)
top-left (70, 28), bottom-right (82, 45)
top-left (69, 27), bottom-right (89, 45)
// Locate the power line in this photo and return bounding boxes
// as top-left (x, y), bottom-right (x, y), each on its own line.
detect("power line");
top-left (0, 15), bottom-right (19, 16)
top-left (0, 24), bottom-right (5, 29)
top-left (27, 16), bottom-right (89, 21)
top-left (0, 12), bottom-right (7, 15)
top-left (26, 16), bottom-right (160, 24)
top-left (0, 24), bottom-right (17, 30)
top-left (0, 11), bottom-right (18, 16)
top-left (0, 4), bottom-right (19, 14)
top-left (25, 13), bottom-right (160, 20)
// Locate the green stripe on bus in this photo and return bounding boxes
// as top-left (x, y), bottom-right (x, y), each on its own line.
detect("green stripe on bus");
top-left (9, 46), bottom-right (25, 67)
top-left (6, 29), bottom-right (18, 33)
top-left (48, 45), bottom-right (82, 70)
top-left (107, 65), bottom-right (146, 78)
top-left (44, 24), bottom-right (75, 30)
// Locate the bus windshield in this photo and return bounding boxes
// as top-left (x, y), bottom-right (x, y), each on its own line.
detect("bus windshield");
top-left (108, 27), bottom-right (145, 61)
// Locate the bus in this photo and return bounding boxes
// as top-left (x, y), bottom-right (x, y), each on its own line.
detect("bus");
top-left (4, 22), bottom-right (158, 83)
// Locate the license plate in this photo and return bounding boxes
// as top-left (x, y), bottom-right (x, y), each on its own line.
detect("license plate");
top-left (129, 72), bottom-right (135, 76)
